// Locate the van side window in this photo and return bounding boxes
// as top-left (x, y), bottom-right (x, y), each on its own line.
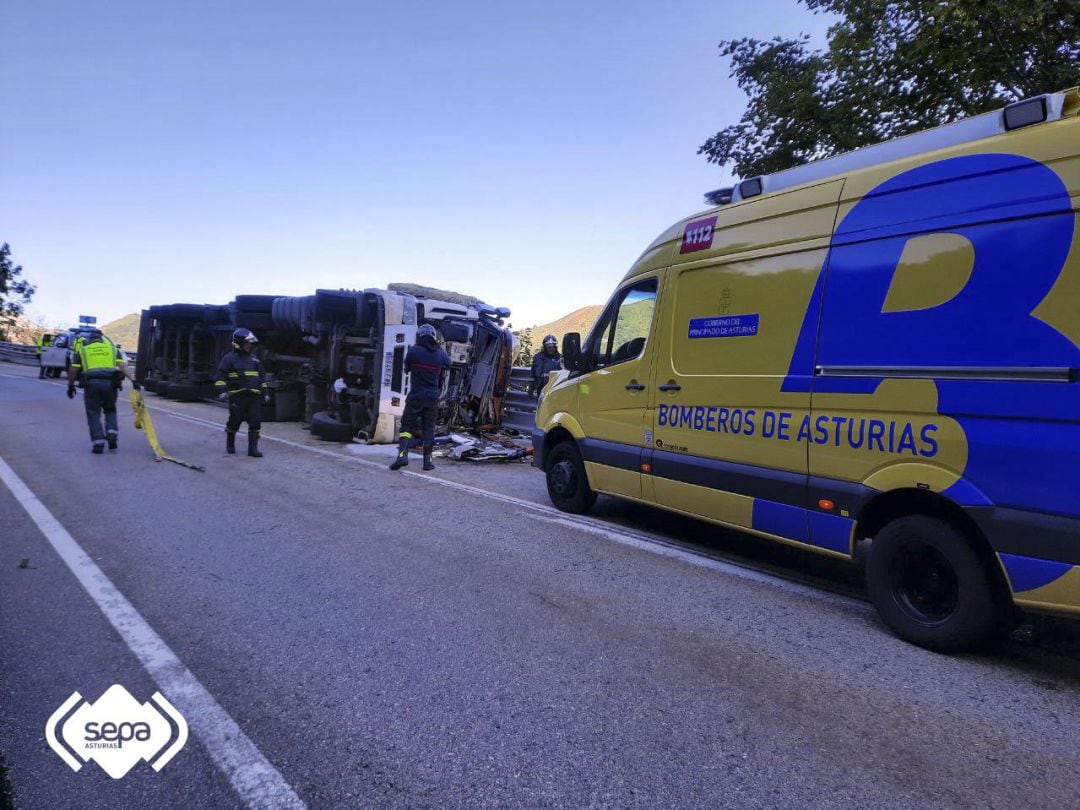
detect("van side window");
top-left (589, 279), bottom-right (658, 368)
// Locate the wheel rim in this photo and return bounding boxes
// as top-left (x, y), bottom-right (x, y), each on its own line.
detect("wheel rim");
top-left (549, 458), bottom-right (578, 499)
top-left (890, 541), bottom-right (959, 625)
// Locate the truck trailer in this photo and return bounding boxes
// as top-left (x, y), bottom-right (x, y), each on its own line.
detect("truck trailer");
top-left (135, 285), bottom-right (517, 443)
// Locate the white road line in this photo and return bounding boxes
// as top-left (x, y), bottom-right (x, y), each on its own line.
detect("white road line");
top-left (525, 512), bottom-right (860, 604)
top-left (0, 457), bottom-right (307, 809)
top-left (150, 404), bottom-right (865, 610)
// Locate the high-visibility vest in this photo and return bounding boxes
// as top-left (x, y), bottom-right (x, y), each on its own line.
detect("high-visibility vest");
top-left (78, 341), bottom-right (118, 377)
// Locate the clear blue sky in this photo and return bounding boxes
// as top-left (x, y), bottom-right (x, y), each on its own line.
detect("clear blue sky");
top-left (1, 0), bottom-right (831, 331)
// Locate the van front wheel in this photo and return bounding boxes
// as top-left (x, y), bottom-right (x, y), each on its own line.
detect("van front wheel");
top-left (866, 516), bottom-right (1008, 652)
top-left (546, 442), bottom-right (597, 514)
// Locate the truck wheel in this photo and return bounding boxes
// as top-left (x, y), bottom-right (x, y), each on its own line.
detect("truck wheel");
top-left (166, 382), bottom-right (202, 401)
top-left (233, 295), bottom-right (278, 313)
top-left (545, 441), bottom-right (596, 514)
top-left (310, 411), bottom-right (355, 442)
top-left (232, 312), bottom-right (275, 331)
top-left (169, 304), bottom-right (205, 320)
top-left (866, 516), bottom-right (1009, 652)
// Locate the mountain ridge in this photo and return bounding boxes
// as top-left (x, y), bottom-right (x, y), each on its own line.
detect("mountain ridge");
top-left (521, 305), bottom-right (602, 347)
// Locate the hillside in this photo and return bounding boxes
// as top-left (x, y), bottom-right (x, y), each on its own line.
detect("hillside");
top-left (100, 313), bottom-right (141, 348)
top-left (0, 314), bottom-right (45, 344)
top-left (524, 305), bottom-right (602, 346)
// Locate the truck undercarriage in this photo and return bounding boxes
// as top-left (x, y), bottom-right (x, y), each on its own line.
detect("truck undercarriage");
top-left (135, 286), bottom-right (517, 442)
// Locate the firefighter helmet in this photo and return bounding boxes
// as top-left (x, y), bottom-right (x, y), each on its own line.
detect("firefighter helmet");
top-left (232, 328), bottom-right (258, 349)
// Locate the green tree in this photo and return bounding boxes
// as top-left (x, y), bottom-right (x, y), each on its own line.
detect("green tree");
top-left (512, 327), bottom-right (535, 367)
top-left (0, 243), bottom-right (36, 340)
top-left (700, 0), bottom-right (1080, 178)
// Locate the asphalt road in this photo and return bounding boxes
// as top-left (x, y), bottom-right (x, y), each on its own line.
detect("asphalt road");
top-left (2, 362), bottom-right (1079, 809)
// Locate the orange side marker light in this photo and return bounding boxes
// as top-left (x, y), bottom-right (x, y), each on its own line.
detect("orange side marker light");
top-left (818, 499), bottom-right (836, 511)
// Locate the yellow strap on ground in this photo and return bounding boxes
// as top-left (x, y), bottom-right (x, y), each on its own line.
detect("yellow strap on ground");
top-left (129, 390), bottom-right (206, 472)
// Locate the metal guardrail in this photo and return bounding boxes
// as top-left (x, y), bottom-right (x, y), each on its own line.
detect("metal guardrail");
top-left (0, 341), bottom-right (39, 365)
top-left (0, 341), bottom-right (137, 367)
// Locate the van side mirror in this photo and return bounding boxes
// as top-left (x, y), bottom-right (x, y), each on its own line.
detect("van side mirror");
top-left (562, 332), bottom-right (583, 371)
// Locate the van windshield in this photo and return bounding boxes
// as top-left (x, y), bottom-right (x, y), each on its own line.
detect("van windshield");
top-left (591, 279), bottom-right (658, 367)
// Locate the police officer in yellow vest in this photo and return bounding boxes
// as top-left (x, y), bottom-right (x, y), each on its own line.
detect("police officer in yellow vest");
top-left (35, 334), bottom-right (52, 378)
top-left (67, 331), bottom-right (138, 454)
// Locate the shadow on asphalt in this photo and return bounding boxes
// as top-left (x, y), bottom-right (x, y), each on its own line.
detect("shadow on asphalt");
top-left (588, 495), bottom-right (1080, 679)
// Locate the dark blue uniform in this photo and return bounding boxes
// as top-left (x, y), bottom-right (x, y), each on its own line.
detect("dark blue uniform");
top-left (215, 351), bottom-right (268, 446)
top-left (400, 339), bottom-right (452, 447)
top-left (531, 350), bottom-right (562, 396)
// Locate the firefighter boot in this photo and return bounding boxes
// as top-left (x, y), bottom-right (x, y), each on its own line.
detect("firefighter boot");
top-left (226, 429), bottom-right (236, 454)
top-left (389, 436), bottom-right (410, 470)
top-left (422, 446), bottom-right (435, 471)
top-left (248, 429), bottom-right (263, 458)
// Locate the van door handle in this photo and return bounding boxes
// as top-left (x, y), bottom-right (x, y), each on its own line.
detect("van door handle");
top-left (625, 382), bottom-right (645, 391)
top-left (658, 383), bottom-right (682, 392)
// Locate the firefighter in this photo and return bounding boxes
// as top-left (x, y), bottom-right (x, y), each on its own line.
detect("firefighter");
top-left (389, 324), bottom-right (451, 472)
top-left (214, 328), bottom-right (269, 457)
top-left (530, 334), bottom-right (562, 397)
top-left (67, 331), bottom-right (138, 453)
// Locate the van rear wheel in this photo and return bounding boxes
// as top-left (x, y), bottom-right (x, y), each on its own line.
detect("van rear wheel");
top-left (866, 516), bottom-right (1009, 652)
top-left (546, 442), bottom-right (596, 514)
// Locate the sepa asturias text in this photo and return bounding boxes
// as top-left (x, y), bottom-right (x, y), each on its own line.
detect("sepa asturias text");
top-left (656, 405), bottom-right (939, 457)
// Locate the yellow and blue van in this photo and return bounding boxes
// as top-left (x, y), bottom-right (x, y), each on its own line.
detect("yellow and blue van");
top-left (533, 89), bottom-right (1080, 651)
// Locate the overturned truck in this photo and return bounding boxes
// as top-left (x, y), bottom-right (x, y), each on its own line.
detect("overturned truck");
top-left (135, 285), bottom-right (517, 442)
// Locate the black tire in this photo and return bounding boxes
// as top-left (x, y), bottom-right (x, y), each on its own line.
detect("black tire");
top-left (232, 312), bottom-right (275, 332)
top-left (166, 382), bottom-right (203, 401)
top-left (310, 410), bottom-right (355, 442)
top-left (233, 295), bottom-right (278, 314)
top-left (203, 305), bottom-right (231, 325)
top-left (866, 516), bottom-right (1011, 652)
top-left (545, 441), bottom-right (597, 514)
top-left (169, 304), bottom-right (206, 320)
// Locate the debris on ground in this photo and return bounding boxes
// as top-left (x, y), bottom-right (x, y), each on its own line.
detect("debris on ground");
top-left (435, 432), bottom-right (532, 463)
